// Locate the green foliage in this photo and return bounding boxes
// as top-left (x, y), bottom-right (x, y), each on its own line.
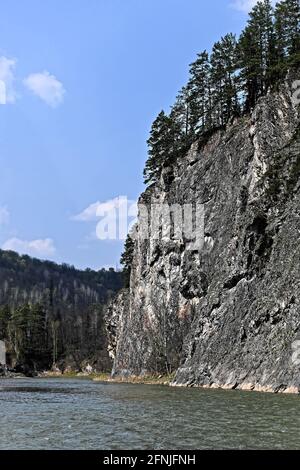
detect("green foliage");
top-left (238, 0), bottom-right (276, 110)
top-left (0, 305), bottom-right (10, 339)
top-left (142, 0), bottom-right (300, 186)
top-left (210, 33), bottom-right (240, 125)
top-left (120, 232), bottom-right (135, 287)
top-left (0, 249), bottom-right (124, 371)
top-left (275, 0), bottom-right (300, 70)
top-left (143, 111), bottom-right (182, 184)
top-left (1, 303), bottom-right (50, 368)
top-left (188, 50), bottom-right (211, 134)
top-left (0, 249), bottom-right (123, 295)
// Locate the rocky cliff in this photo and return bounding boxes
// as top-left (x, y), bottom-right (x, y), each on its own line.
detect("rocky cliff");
top-left (106, 78), bottom-right (300, 393)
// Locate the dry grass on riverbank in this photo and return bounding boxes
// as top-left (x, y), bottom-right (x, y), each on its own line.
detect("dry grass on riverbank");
top-left (93, 373), bottom-right (175, 386)
top-left (40, 371), bottom-right (175, 386)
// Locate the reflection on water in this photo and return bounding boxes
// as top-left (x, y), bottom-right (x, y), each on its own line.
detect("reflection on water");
top-left (0, 378), bottom-right (299, 450)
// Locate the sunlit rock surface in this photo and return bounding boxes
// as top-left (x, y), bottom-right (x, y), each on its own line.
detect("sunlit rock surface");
top-left (106, 79), bottom-right (300, 393)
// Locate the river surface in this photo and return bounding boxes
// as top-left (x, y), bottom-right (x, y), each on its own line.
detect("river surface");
top-left (0, 378), bottom-right (299, 450)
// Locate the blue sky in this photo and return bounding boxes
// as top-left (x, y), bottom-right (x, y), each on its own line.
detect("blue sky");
top-left (0, 0), bottom-right (255, 270)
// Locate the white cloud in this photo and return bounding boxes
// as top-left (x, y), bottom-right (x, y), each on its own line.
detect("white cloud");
top-left (72, 197), bottom-right (137, 222)
top-left (2, 237), bottom-right (56, 258)
top-left (0, 206), bottom-right (9, 225)
top-left (72, 201), bottom-right (104, 222)
top-left (230, 0), bottom-right (275, 12)
top-left (72, 197), bottom-right (138, 241)
top-left (0, 56), bottom-right (17, 104)
top-left (23, 71), bottom-right (65, 107)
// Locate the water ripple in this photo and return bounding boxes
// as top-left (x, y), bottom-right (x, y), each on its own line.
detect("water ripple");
top-left (0, 378), bottom-right (299, 450)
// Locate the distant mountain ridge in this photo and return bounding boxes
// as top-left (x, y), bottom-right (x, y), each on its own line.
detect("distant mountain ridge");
top-left (0, 249), bottom-right (122, 309)
top-left (0, 249), bottom-right (123, 373)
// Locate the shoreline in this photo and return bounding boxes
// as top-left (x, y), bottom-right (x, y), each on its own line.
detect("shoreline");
top-left (38, 371), bottom-right (299, 394)
top-left (39, 371), bottom-right (174, 386)
top-left (171, 382), bottom-right (299, 395)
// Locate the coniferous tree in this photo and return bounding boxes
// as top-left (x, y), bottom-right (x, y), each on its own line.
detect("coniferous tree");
top-left (275, 0), bottom-right (300, 69)
top-left (144, 110), bottom-right (181, 184)
top-left (274, 1), bottom-right (288, 74)
top-left (188, 50), bottom-right (212, 133)
top-left (27, 304), bottom-right (48, 364)
top-left (0, 305), bottom-right (11, 339)
top-left (170, 86), bottom-right (193, 144)
top-left (142, 0), bottom-right (299, 190)
top-left (210, 33), bottom-right (240, 126)
top-left (10, 304), bottom-right (30, 363)
top-left (239, 0), bottom-right (275, 110)
top-left (120, 232), bottom-right (135, 287)
top-left (144, 111), bottom-right (167, 184)
top-left (50, 310), bottom-right (61, 366)
top-left (0, 248), bottom-right (122, 371)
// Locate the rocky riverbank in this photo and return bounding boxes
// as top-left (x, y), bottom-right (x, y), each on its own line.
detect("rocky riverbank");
top-left (35, 370), bottom-right (300, 393)
top-left (0, 364), bottom-right (26, 379)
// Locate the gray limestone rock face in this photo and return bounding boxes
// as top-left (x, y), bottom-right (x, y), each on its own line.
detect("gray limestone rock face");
top-left (106, 80), bottom-right (300, 393)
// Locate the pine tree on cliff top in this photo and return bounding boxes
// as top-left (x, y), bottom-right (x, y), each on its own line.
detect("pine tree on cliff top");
top-left (275, 0), bottom-right (300, 69)
top-left (210, 33), bottom-right (240, 126)
top-left (142, 0), bottom-right (300, 188)
top-left (143, 110), bottom-right (181, 184)
top-left (238, 0), bottom-right (275, 111)
top-left (188, 50), bottom-right (211, 134)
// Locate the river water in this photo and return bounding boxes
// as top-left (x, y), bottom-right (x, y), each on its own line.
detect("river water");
top-left (0, 378), bottom-right (299, 450)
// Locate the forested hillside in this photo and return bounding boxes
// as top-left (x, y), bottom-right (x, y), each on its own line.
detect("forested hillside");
top-left (0, 249), bottom-right (123, 374)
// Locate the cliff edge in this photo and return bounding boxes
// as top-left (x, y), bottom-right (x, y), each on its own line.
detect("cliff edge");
top-left (106, 79), bottom-right (300, 393)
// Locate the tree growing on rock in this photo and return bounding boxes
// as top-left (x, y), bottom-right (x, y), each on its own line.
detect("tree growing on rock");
top-left (143, 110), bottom-right (182, 184)
top-left (210, 33), bottom-right (240, 125)
top-left (120, 232), bottom-right (135, 287)
top-left (274, 0), bottom-right (300, 71)
top-left (142, 0), bottom-right (300, 188)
